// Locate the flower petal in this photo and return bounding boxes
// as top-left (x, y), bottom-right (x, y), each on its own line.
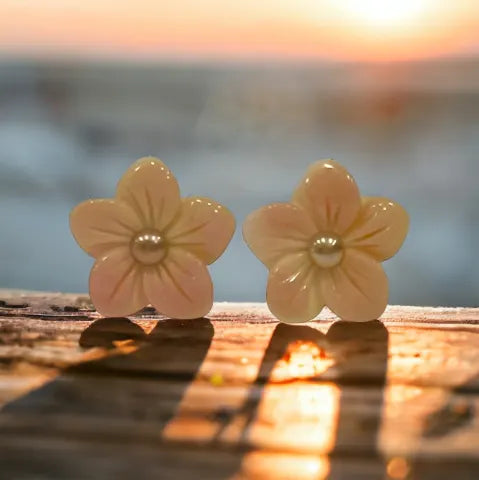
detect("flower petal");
top-left (116, 157), bottom-right (181, 231)
top-left (321, 249), bottom-right (388, 322)
top-left (292, 159), bottom-right (361, 234)
top-left (266, 252), bottom-right (323, 324)
top-left (89, 247), bottom-right (147, 317)
top-left (166, 197), bottom-right (235, 264)
top-left (243, 203), bottom-right (316, 268)
top-left (143, 249), bottom-right (213, 319)
top-left (70, 199), bottom-right (140, 257)
top-left (344, 197), bottom-right (409, 261)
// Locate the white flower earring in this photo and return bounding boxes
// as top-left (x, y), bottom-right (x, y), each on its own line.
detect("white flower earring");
top-left (70, 156), bottom-right (235, 319)
top-left (243, 159), bottom-right (409, 323)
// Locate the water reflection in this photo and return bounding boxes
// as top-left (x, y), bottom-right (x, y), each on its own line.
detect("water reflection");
top-left (1, 60), bottom-right (478, 306)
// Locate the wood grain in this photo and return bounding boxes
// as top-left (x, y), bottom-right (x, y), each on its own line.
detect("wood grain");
top-left (1, 290), bottom-right (479, 479)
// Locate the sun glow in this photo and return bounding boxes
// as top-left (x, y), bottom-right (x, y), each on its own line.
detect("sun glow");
top-left (0, 0), bottom-right (476, 61)
top-left (338, 0), bottom-right (432, 27)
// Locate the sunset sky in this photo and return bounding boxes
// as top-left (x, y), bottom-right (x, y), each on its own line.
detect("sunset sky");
top-left (0, 0), bottom-right (478, 61)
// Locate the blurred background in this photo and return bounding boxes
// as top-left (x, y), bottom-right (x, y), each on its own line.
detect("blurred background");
top-left (0, 1), bottom-right (478, 306)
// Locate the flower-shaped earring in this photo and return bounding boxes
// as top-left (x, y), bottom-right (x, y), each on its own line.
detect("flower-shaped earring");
top-left (243, 159), bottom-right (409, 323)
top-left (70, 157), bottom-right (235, 319)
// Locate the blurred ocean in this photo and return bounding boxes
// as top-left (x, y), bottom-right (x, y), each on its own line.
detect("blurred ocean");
top-left (0, 58), bottom-right (478, 306)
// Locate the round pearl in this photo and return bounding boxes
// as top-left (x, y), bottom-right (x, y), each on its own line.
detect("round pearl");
top-left (131, 230), bottom-right (167, 265)
top-left (310, 233), bottom-right (344, 269)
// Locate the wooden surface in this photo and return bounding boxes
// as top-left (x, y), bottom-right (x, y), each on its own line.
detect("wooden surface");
top-left (1, 291), bottom-right (479, 479)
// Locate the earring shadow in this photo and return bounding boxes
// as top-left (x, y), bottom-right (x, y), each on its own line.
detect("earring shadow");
top-left (79, 316), bottom-right (148, 349)
top-left (223, 323), bottom-right (327, 443)
top-left (227, 319), bottom-right (389, 478)
top-left (74, 316), bottom-right (214, 379)
top-left (326, 320), bottom-right (389, 479)
top-left (0, 316), bottom-right (215, 477)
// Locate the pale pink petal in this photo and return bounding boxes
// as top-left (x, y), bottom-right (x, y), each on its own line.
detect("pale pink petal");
top-left (70, 199), bottom-right (140, 258)
top-left (89, 248), bottom-right (147, 317)
top-left (344, 197), bottom-right (409, 261)
top-left (116, 157), bottom-right (181, 231)
top-left (166, 197), bottom-right (235, 264)
top-left (143, 249), bottom-right (213, 319)
top-left (292, 160), bottom-right (361, 234)
top-left (266, 252), bottom-right (324, 324)
top-left (321, 249), bottom-right (388, 322)
top-left (243, 203), bottom-right (316, 268)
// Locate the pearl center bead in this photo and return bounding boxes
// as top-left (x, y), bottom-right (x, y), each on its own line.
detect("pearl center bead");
top-left (131, 230), bottom-right (167, 265)
top-left (310, 233), bottom-right (344, 269)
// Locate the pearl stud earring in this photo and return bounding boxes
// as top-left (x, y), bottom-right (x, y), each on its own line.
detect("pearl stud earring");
top-left (70, 156), bottom-right (235, 319)
top-left (243, 159), bottom-right (409, 323)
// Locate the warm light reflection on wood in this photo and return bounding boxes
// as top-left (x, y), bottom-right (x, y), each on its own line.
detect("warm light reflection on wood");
top-left (0, 337), bottom-right (135, 408)
top-left (379, 384), bottom-right (457, 456)
top-left (387, 456), bottom-right (411, 479)
top-left (162, 329), bottom-right (263, 442)
top-left (0, 367), bottom-right (57, 407)
top-left (245, 340), bottom-right (340, 451)
top-left (249, 383), bottom-right (340, 452)
top-left (5, 298), bottom-right (479, 478)
top-left (236, 452), bottom-right (330, 480)
top-left (270, 340), bottom-right (335, 382)
top-left (379, 331), bottom-right (479, 456)
top-left (164, 338), bottom-right (340, 457)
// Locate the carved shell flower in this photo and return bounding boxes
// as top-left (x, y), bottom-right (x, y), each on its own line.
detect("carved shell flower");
top-left (243, 160), bottom-right (409, 323)
top-left (70, 157), bottom-right (235, 319)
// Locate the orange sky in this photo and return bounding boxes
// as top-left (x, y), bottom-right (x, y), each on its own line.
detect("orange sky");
top-left (0, 0), bottom-right (478, 61)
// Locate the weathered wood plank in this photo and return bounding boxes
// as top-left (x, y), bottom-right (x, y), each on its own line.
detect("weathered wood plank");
top-left (1, 376), bottom-right (478, 456)
top-left (3, 437), bottom-right (479, 480)
top-left (2, 313), bottom-right (479, 389)
top-left (1, 291), bottom-right (479, 479)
